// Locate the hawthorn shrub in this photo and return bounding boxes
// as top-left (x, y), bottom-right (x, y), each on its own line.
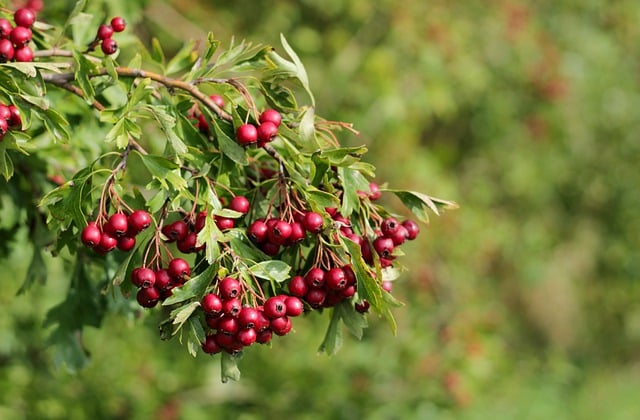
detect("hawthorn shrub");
top-left (0, 1), bottom-right (455, 380)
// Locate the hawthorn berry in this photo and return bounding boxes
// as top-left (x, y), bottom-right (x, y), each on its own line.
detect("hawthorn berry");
top-left (373, 236), bottom-right (394, 258)
top-left (97, 24), bottom-right (114, 41)
top-left (214, 216), bottom-right (235, 230)
top-left (110, 17), bottom-right (126, 32)
top-left (116, 235), bottom-right (136, 252)
top-left (257, 121), bottom-right (278, 143)
top-left (355, 300), bottom-right (370, 313)
top-left (81, 222), bottom-right (102, 248)
top-left (105, 212), bottom-right (128, 237)
top-left (238, 307), bottom-right (260, 328)
top-left (284, 296), bottom-right (304, 317)
top-left (325, 267), bottom-right (347, 290)
top-left (219, 277), bottom-right (241, 299)
top-left (368, 182), bottom-right (381, 200)
top-left (381, 217), bottom-right (400, 236)
top-left (389, 225), bottom-right (409, 246)
top-left (202, 293), bottom-right (223, 314)
top-left (341, 284), bottom-right (356, 299)
top-left (101, 38), bottom-right (118, 55)
top-left (168, 258), bottom-right (191, 281)
top-left (382, 281), bottom-right (393, 293)
top-left (267, 220), bottom-right (292, 245)
top-left (229, 196), bottom-right (250, 214)
top-left (162, 220), bottom-right (188, 242)
top-left (288, 275), bottom-right (308, 297)
top-left (305, 267), bottom-right (325, 288)
top-left (217, 315), bottom-right (239, 335)
top-left (177, 231), bottom-right (198, 253)
top-left (10, 27), bottom-right (32, 47)
top-left (14, 8), bottom-right (36, 28)
top-left (263, 296), bottom-right (287, 319)
top-left (402, 219), bottom-right (420, 240)
top-left (26, 0), bottom-right (44, 13)
top-left (136, 286), bottom-right (160, 308)
top-left (304, 287), bottom-right (327, 308)
top-left (256, 329), bottom-right (273, 344)
top-left (154, 269), bottom-right (173, 291)
top-left (7, 105), bottom-right (21, 128)
top-left (0, 19), bottom-right (12, 38)
top-left (236, 123), bottom-right (258, 145)
top-left (210, 94), bottom-right (225, 108)
top-left (259, 109), bottom-right (282, 127)
top-left (260, 242), bottom-right (280, 256)
top-left (131, 267), bottom-right (155, 288)
top-left (13, 45), bottom-right (33, 62)
top-left (0, 39), bottom-right (14, 62)
top-left (237, 328), bottom-right (257, 346)
top-left (96, 232), bottom-right (118, 253)
top-left (222, 297), bottom-right (242, 317)
top-left (127, 210), bottom-right (152, 234)
top-left (302, 211), bottom-right (324, 233)
top-left (270, 316), bottom-right (292, 336)
top-left (247, 220), bottom-right (268, 243)
top-left (202, 334), bottom-right (222, 354)
top-left (286, 222), bottom-right (306, 245)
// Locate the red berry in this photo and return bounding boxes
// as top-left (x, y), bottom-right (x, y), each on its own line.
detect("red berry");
top-left (96, 232), bottom-right (117, 253)
top-left (380, 257), bottom-right (394, 268)
top-left (196, 114), bottom-right (209, 133)
top-left (154, 269), bottom-right (172, 291)
top-left (81, 222), bottom-right (102, 248)
top-left (368, 182), bottom-right (381, 200)
top-left (402, 220), bottom-right (420, 240)
top-left (361, 240), bottom-right (373, 264)
top-left (136, 287), bottom-right (160, 308)
top-left (341, 284), bottom-right (356, 299)
top-left (205, 314), bottom-right (221, 329)
top-left (229, 196), bottom-right (250, 214)
top-left (236, 123), bottom-right (258, 145)
top-left (14, 8), bottom-right (36, 28)
top-left (202, 334), bottom-right (222, 354)
top-left (304, 288), bottom-right (327, 308)
top-left (210, 94), bottom-right (225, 108)
top-left (177, 231), bottom-right (198, 253)
top-left (304, 267), bottom-right (325, 288)
top-left (260, 241), bottom-right (280, 256)
top-left (288, 275), bottom-right (308, 297)
top-left (257, 121), bottom-right (278, 143)
top-left (217, 315), bottom-right (239, 335)
top-left (302, 211), bottom-right (324, 233)
top-left (381, 217), bottom-right (400, 236)
top-left (202, 293), bottom-right (223, 314)
top-left (0, 39), bottom-right (14, 62)
top-left (195, 210), bottom-right (208, 232)
top-left (219, 277), bottom-right (241, 300)
top-left (355, 300), bottom-right (370, 313)
top-left (13, 45), bottom-right (33, 62)
top-left (389, 225), bottom-right (409, 246)
top-left (101, 38), bottom-right (118, 55)
top-left (256, 329), bottom-right (273, 344)
top-left (97, 24), bottom-right (114, 41)
top-left (0, 19), bottom-right (12, 39)
top-left (222, 297), bottom-right (242, 317)
top-left (168, 258), bottom-right (190, 281)
top-left (238, 307), bottom-right (260, 329)
top-left (267, 220), bottom-right (292, 245)
top-left (162, 220), bottom-right (188, 242)
top-left (324, 291), bottom-right (344, 307)
top-left (263, 296), bottom-right (287, 319)
top-left (270, 316), bottom-right (292, 336)
top-left (131, 267), bottom-right (155, 288)
top-left (105, 212), bottom-right (128, 237)
top-left (237, 328), bottom-right (257, 346)
top-left (110, 17), bottom-right (126, 33)
top-left (286, 222), bottom-right (306, 245)
top-left (343, 265), bottom-right (356, 286)
top-left (26, 0), bottom-right (44, 13)
top-left (214, 216), bottom-right (235, 230)
top-left (10, 27), bottom-right (32, 47)
top-left (284, 296), bottom-right (304, 317)
top-left (325, 267), bottom-right (347, 290)
top-left (259, 109), bottom-right (282, 127)
top-left (116, 235), bottom-right (136, 252)
top-left (373, 236), bottom-right (394, 258)
top-left (254, 309), bottom-right (271, 332)
top-left (127, 210), bottom-right (152, 234)
top-left (247, 220), bottom-right (268, 243)
top-left (7, 105), bottom-right (20, 128)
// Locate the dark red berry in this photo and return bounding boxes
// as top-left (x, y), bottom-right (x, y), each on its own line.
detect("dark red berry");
top-left (10, 26), bottom-right (32, 47)
top-left (219, 277), bottom-right (241, 300)
top-left (402, 220), bottom-right (420, 240)
top-left (0, 39), bottom-right (14, 62)
top-left (168, 258), bottom-right (190, 281)
top-left (361, 240), bottom-right (373, 264)
top-left (205, 314), bottom-right (221, 329)
top-left (286, 222), bottom-right (306, 245)
top-left (236, 123), bottom-right (258, 145)
top-left (97, 24), bottom-right (114, 41)
top-left (324, 291), bottom-right (344, 307)
top-left (267, 220), bottom-right (292, 245)
top-left (389, 225), bottom-right (409, 246)
top-left (304, 267), bottom-right (325, 288)
top-left (229, 196), bottom-right (250, 214)
top-left (197, 114), bottom-right (209, 133)
top-left (305, 287), bottom-right (327, 308)
top-left (210, 94), bottom-right (225, 108)
top-left (270, 316), bottom-right (292, 336)
top-left (341, 284), bottom-right (356, 298)
top-left (284, 296), bottom-right (304, 317)
top-left (238, 307), bottom-right (260, 329)
top-left (355, 300), bottom-right (370, 313)
top-left (177, 231), bottom-right (198, 253)
top-left (96, 232), bottom-right (117, 253)
top-left (0, 19), bottom-right (12, 38)
top-left (110, 17), bottom-right (126, 33)
top-left (260, 241), bottom-right (280, 256)
top-left (302, 211), bottom-right (324, 233)
top-left (127, 210), bottom-right (152, 234)
top-left (368, 182), bottom-right (381, 200)
top-left (247, 220), bottom-right (268, 243)
top-left (256, 329), bottom-right (273, 344)
top-left (14, 8), bottom-right (36, 28)
top-left (263, 296), bottom-right (287, 319)
top-left (105, 212), bottom-right (128, 237)
top-left (202, 334), bottom-right (222, 354)
top-left (217, 315), bottom-right (239, 335)
top-left (222, 297), bottom-right (242, 317)
top-left (343, 265), bottom-right (356, 286)
top-left (136, 287), bottom-right (160, 308)
top-left (237, 328), bottom-right (257, 346)
top-left (214, 216), bottom-right (235, 230)
top-left (131, 267), bottom-right (155, 288)
top-left (202, 293), bottom-right (223, 314)
top-left (101, 38), bottom-right (118, 55)
top-left (254, 309), bottom-right (271, 332)
top-left (26, 0), bottom-right (44, 13)
top-left (373, 236), bottom-right (394, 258)
top-left (257, 121), bottom-right (278, 143)
top-left (288, 275), bottom-right (308, 297)
top-left (195, 211), bottom-right (208, 232)
top-left (7, 105), bottom-right (20, 128)
top-left (259, 109), bottom-right (282, 127)
top-left (381, 217), bottom-right (400, 236)
top-left (325, 267), bottom-right (347, 290)
top-left (13, 45), bottom-right (33, 62)
top-left (155, 269), bottom-right (172, 291)
top-left (81, 221), bottom-right (102, 248)
top-left (116, 235), bottom-right (136, 252)
top-left (162, 220), bottom-right (188, 242)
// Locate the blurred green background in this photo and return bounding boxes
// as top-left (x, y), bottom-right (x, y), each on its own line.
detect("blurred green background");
top-left (2, 0), bottom-right (640, 418)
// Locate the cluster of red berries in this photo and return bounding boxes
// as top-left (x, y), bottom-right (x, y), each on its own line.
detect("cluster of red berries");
top-left (0, 6), bottom-right (38, 63)
top-left (81, 210), bottom-right (152, 254)
top-left (94, 16), bottom-right (126, 55)
top-left (161, 195), bottom-right (250, 253)
top-left (247, 210), bottom-right (324, 256)
top-left (236, 109), bottom-right (282, 147)
top-left (131, 258), bottom-right (191, 308)
top-left (201, 280), bottom-right (304, 354)
top-left (288, 265), bottom-right (357, 309)
top-left (0, 102), bottom-right (22, 140)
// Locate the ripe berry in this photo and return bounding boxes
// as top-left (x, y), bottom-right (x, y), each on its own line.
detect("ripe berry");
top-left (355, 300), bottom-right (370, 313)
top-left (222, 297), bottom-right (242, 317)
top-left (256, 329), bottom-right (273, 344)
top-left (162, 220), bottom-right (188, 242)
top-left (217, 315), bottom-right (239, 335)
top-left (259, 109), bottom-right (282, 127)
top-left (257, 121), bottom-right (278, 143)
top-left (368, 182), bottom-right (381, 200)
top-left (116, 235), bottom-right (136, 252)
top-left (101, 38), bottom-right (118, 55)
top-left (81, 222), bottom-right (102, 248)
top-left (286, 222), bottom-right (306, 245)
top-left (238, 307), bottom-right (260, 329)
top-left (229, 196), bottom-right (250, 214)
top-left (127, 210), bottom-right (152, 234)
top-left (341, 284), bottom-right (356, 298)
top-left (263, 296), bottom-right (287, 319)
top-left (247, 220), bottom-right (268, 243)
top-left (214, 216), bottom-right (235, 230)
top-left (284, 296), bottom-right (304, 317)
top-left (10, 27), bottom-right (32, 47)
top-left (105, 212), bottom-right (128, 237)
top-left (305, 267), bottom-right (325, 288)
top-left (402, 220), bottom-right (420, 240)
top-left (205, 314), bottom-right (221, 329)
top-left (236, 123), bottom-right (258, 145)
top-left (14, 8), bottom-right (36, 28)
top-left (237, 328), bottom-right (257, 346)
top-left (381, 217), bottom-right (400, 236)
top-left (288, 275), bottom-right (308, 297)
top-left (13, 45), bottom-right (33, 62)
top-left (177, 231), bottom-right (198, 253)
top-left (96, 232), bottom-right (117, 253)
top-left (267, 220), bottom-right (292, 245)
top-left (0, 19), bottom-right (12, 38)
top-left (389, 225), bottom-right (409, 246)
top-left (136, 287), bottom-right (160, 308)
top-left (0, 39), bottom-right (14, 62)
top-left (7, 105), bottom-right (20, 128)
top-left (219, 277), bottom-right (241, 299)
top-left (325, 267), bottom-right (347, 290)
top-left (168, 258), bottom-right (190, 281)
top-left (194, 211), bottom-right (207, 232)
top-left (26, 0), bottom-right (44, 13)
top-left (154, 269), bottom-right (172, 291)
top-left (97, 24), bottom-right (114, 41)
top-left (210, 94), bottom-right (225, 108)
top-left (270, 316), bottom-right (292, 336)
top-left (0, 120), bottom-right (8, 140)
top-left (302, 211), bottom-right (324, 233)
top-left (110, 17), bottom-right (126, 32)
top-left (324, 291), bottom-right (344, 307)
top-left (0, 105), bottom-right (10, 122)
top-left (131, 267), bottom-right (155, 288)
top-left (373, 236), bottom-right (394, 258)
top-left (202, 334), bottom-right (222, 354)
top-left (202, 293), bottom-right (223, 314)
top-left (305, 287), bottom-right (327, 308)
top-left (260, 242), bottom-right (280, 256)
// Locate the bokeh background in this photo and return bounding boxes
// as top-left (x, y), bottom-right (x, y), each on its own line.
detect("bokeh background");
top-left (2, 0), bottom-right (640, 418)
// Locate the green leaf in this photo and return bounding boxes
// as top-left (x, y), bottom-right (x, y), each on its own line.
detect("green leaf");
top-left (196, 210), bottom-right (222, 264)
top-left (213, 119), bottom-right (248, 166)
top-left (171, 301), bottom-right (200, 335)
top-left (387, 190), bottom-right (459, 224)
top-left (221, 352), bottom-right (241, 383)
top-left (248, 260), bottom-right (291, 283)
top-left (162, 264), bottom-right (216, 306)
top-left (166, 41), bottom-right (197, 75)
top-left (228, 230), bottom-right (270, 262)
top-left (17, 247), bottom-right (47, 295)
top-left (320, 146), bottom-right (368, 166)
top-left (306, 188), bottom-right (340, 210)
top-left (0, 145), bottom-right (14, 180)
top-left (150, 37), bottom-right (166, 65)
top-left (338, 167), bottom-right (369, 217)
top-left (318, 308), bottom-right (343, 355)
top-left (73, 49), bottom-right (96, 103)
top-left (136, 152), bottom-right (187, 191)
top-left (337, 301), bottom-right (367, 340)
top-left (278, 33), bottom-right (315, 106)
top-left (148, 105), bottom-right (188, 154)
top-left (298, 106), bottom-right (319, 150)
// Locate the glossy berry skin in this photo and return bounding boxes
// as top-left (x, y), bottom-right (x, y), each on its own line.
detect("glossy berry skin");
top-left (97, 24), bottom-right (114, 40)
top-left (0, 119), bottom-right (6, 139)
top-left (267, 220), bottom-right (292, 245)
top-left (305, 267), bottom-right (325, 288)
top-left (284, 296), bottom-right (304, 317)
top-left (96, 232), bottom-right (118, 253)
top-left (219, 277), bottom-right (241, 299)
top-left (154, 269), bottom-right (172, 291)
top-left (247, 220), bottom-right (268, 243)
top-left (288, 275), bottom-right (308, 297)
top-left (263, 296), bottom-right (287, 319)
top-left (214, 216), bottom-right (235, 230)
top-left (270, 316), bottom-right (292, 336)
top-left (176, 231), bottom-right (198, 253)
top-left (136, 287), bottom-right (160, 308)
top-left (257, 121), bottom-right (278, 143)
top-left (168, 258), bottom-right (190, 281)
top-left (101, 38), bottom-right (118, 55)
top-left (14, 8), bottom-right (36, 28)
top-left (202, 334), bottom-right (222, 354)
top-left (110, 17), bottom-right (126, 32)
top-left (106, 212), bottom-right (129, 237)
top-left (116, 235), bottom-right (136, 252)
top-left (286, 222), bottom-right (306, 245)
top-left (373, 236), bottom-right (394, 258)
top-left (259, 109), bottom-right (282, 127)
top-left (341, 284), bottom-right (356, 299)
top-left (260, 242), bottom-right (280, 256)
top-left (381, 217), bottom-right (400, 236)
top-left (229, 196), bottom-right (250, 214)
top-left (0, 19), bottom-right (12, 38)
top-left (402, 220), bottom-right (420, 240)
top-left (81, 222), bottom-right (102, 248)
top-left (355, 300), bottom-right (370, 313)
top-left (10, 27), bottom-right (32, 47)
top-left (325, 267), bottom-right (347, 290)
top-left (382, 281), bottom-right (393, 293)
top-left (238, 307), bottom-right (260, 329)
top-left (302, 211), bottom-right (324, 233)
top-left (131, 267), bottom-right (155, 288)
top-left (256, 329), bottom-right (273, 344)
top-left (222, 297), bottom-right (242, 317)
top-left (7, 105), bottom-right (21, 128)
top-left (0, 39), bottom-right (14, 62)
top-left (26, 0), bottom-right (44, 12)
top-left (305, 287), bottom-right (327, 308)
top-left (127, 210), bottom-right (152, 234)
top-left (0, 105), bottom-right (11, 121)
top-left (368, 182), bottom-right (381, 200)
top-left (237, 328), bottom-right (257, 346)
top-left (389, 225), bottom-right (409, 246)
top-left (202, 293), bottom-right (223, 314)
top-left (236, 123), bottom-right (258, 145)
top-left (217, 315), bottom-right (239, 335)
top-left (162, 220), bottom-right (188, 242)
top-left (13, 46), bottom-right (33, 62)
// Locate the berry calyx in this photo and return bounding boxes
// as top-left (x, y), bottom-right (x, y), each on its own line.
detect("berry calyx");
top-left (110, 17), bottom-right (126, 33)
top-left (381, 217), bottom-right (400, 236)
top-left (325, 267), bottom-right (347, 290)
top-left (236, 123), bottom-right (258, 145)
top-left (305, 267), bottom-right (325, 288)
top-left (238, 307), bottom-right (260, 329)
top-left (219, 277), bottom-right (241, 299)
top-left (0, 19), bottom-right (12, 38)
top-left (247, 220), bottom-right (268, 243)
top-left (116, 235), bottom-right (136, 252)
top-left (162, 220), bottom-right (188, 242)
top-left (263, 296), bottom-right (287, 319)
top-left (373, 236), bottom-right (394, 258)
